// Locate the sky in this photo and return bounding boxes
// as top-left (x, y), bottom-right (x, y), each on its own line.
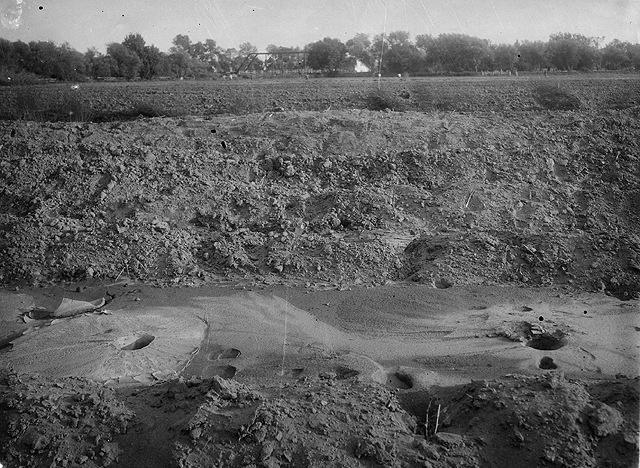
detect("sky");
top-left (0, 0), bottom-right (638, 53)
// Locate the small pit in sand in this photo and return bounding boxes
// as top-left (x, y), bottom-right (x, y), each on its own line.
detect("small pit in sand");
top-left (373, 368), bottom-right (414, 389)
top-left (116, 334), bottom-right (156, 351)
top-left (218, 348), bottom-right (241, 359)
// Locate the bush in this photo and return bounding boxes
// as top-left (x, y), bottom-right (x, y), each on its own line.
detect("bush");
top-left (0, 67), bottom-right (40, 87)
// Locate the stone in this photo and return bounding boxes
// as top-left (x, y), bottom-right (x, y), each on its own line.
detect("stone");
top-left (434, 432), bottom-right (465, 447)
top-left (588, 403), bottom-right (623, 437)
top-left (211, 375), bottom-right (239, 400)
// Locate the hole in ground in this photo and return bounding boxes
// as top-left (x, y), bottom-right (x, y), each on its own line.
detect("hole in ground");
top-left (394, 370), bottom-right (414, 389)
top-left (435, 278), bottom-right (453, 289)
top-left (217, 348), bottom-right (241, 359)
top-left (527, 333), bottom-right (565, 350)
top-left (335, 366), bottom-right (360, 380)
top-left (539, 356), bottom-right (558, 369)
top-left (214, 365), bottom-right (237, 379)
top-left (372, 367), bottom-right (414, 389)
top-left (121, 334), bottom-right (155, 351)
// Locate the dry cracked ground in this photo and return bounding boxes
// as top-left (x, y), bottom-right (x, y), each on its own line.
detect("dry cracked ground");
top-left (0, 75), bottom-right (639, 468)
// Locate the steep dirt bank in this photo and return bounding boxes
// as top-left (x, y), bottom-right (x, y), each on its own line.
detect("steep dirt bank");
top-left (1, 106), bottom-right (639, 297)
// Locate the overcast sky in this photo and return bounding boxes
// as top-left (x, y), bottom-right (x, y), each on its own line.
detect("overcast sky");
top-left (1, 0), bottom-right (638, 53)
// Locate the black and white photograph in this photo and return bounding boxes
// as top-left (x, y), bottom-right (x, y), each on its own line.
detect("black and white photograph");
top-left (0, 1), bottom-right (639, 467)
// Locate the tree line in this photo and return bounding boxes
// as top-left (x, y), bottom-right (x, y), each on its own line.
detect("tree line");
top-left (0, 30), bottom-right (638, 82)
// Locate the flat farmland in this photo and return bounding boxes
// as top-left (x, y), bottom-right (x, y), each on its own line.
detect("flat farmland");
top-left (0, 74), bottom-right (638, 119)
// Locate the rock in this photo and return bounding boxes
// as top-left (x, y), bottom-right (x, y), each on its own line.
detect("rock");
top-left (319, 371), bottom-right (337, 380)
top-left (354, 437), bottom-right (394, 465)
top-left (32, 434), bottom-right (50, 451)
top-left (413, 439), bottom-right (441, 460)
top-left (260, 441), bottom-right (276, 461)
top-left (211, 376), bottom-right (241, 400)
top-left (189, 427), bottom-right (202, 440)
top-left (588, 403), bottom-right (623, 437)
top-left (434, 432), bottom-right (465, 447)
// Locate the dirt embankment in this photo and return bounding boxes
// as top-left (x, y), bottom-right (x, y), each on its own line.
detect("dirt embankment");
top-left (1, 367), bottom-right (638, 468)
top-left (1, 100), bottom-right (639, 297)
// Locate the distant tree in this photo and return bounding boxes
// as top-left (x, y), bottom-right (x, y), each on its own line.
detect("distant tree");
top-left (415, 34), bottom-right (441, 72)
top-left (106, 42), bottom-right (141, 79)
top-left (171, 34), bottom-right (192, 55)
top-left (346, 33), bottom-right (373, 71)
top-left (306, 37), bottom-right (347, 74)
top-left (55, 42), bottom-right (86, 80)
top-left (238, 42), bottom-right (262, 71)
top-left (515, 40), bottom-right (547, 71)
top-left (140, 44), bottom-right (164, 78)
top-left (628, 43), bottom-right (640, 70)
top-left (217, 48), bottom-right (239, 74)
top-left (545, 33), bottom-right (598, 70)
top-left (378, 31), bottom-right (423, 74)
top-left (11, 40), bottom-right (30, 69)
top-left (26, 40), bottom-right (57, 76)
top-left (600, 40), bottom-right (632, 69)
top-left (0, 38), bottom-right (13, 68)
top-left (492, 44), bottom-right (518, 71)
top-left (168, 50), bottom-right (192, 77)
top-left (204, 39), bottom-right (221, 69)
top-left (190, 41), bottom-right (207, 62)
top-left (264, 45), bottom-right (302, 72)
top-left (84, 47), bottom-right (113, 78)
top-left (122, 33), bottom-right (146, 58)
top-left (432, 34), bottom-right (492, 72)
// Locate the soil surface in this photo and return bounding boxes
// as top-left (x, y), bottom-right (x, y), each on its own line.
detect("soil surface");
top-left (1, 75), bottom-right (639, 468)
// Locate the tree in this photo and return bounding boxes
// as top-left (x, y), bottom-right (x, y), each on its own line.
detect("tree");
top-left (54, 42), bottom-right (86, 80)
top-left (168, 50), bottom-right (195, 77)
top-left (600, 40), bottom-right (632, 70)
top-left (431, 34), bottom-right (492, 72)
top-left (0, 38), bottom-right (13, 68)
top-left (306, 37), bottom-right (346, 74)
top-left (415, 34), bottom-right (441, 71)
top-left (106, 42), bottom-right (141, 79)
top-left (545, 33), bottom-right (598, 70)
top-left (122, 33), bottom-right (146, 58)
top-left (26, 40), bottom-right (57, 76)
top-left (264, 45), bottom-right (302, 72)
top-left (377, 31), bottom-right (423, 74)
top-left (85, 47), bottom-right (113, 78)
top-left (346, 33), bottom-right (373, 71)
top-left (11, 40), bottom-right (30, 70)
top-left (515, 40), bottom-right (547, 71)
top-left (171, 34), bottom-right (192, 55)
top-left (217, 48), bottom-right (239, 74)
top-left (493, 44), bottom-right (518, 71)
top-left (238, 42), bottom-right (262, 71)
top-left (140, 44), bottom-right (164, 78)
